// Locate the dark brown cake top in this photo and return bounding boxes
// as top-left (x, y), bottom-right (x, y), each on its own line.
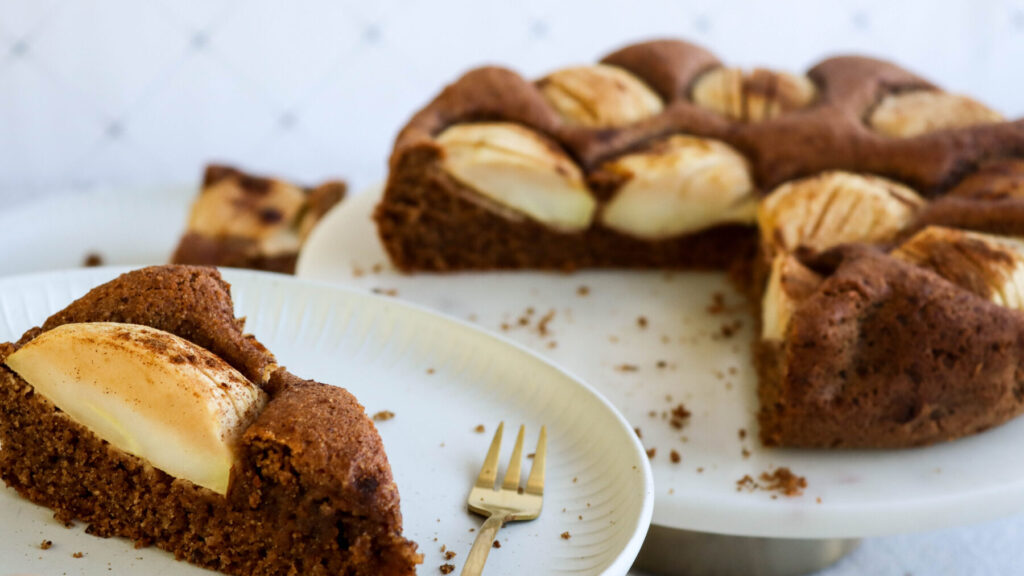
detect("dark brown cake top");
top-left (392, 38), bottom-right (1024, 196)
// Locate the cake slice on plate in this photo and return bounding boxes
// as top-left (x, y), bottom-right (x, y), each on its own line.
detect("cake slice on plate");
top-left (172, 165), bottom-right (346, 273)
top-left (0, 265), bottom-right (420, 575)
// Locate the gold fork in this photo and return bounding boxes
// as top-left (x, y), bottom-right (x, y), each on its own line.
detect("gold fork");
top-left (461, 422), bottom-right (547, 576)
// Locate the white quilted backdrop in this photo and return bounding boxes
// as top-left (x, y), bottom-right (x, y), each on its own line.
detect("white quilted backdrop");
top-left (2, 0), bottom-right (1024, 207)
top-left (3, 1), bottom-right (1024, 574)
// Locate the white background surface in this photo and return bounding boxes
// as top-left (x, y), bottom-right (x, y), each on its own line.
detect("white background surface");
top-left (2, 0), bottom-right (1024, 206)
top-left (3, 0), bottom-right (1024, 573)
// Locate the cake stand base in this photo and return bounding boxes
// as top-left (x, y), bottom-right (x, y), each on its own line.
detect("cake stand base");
top-left (633, 524), bottom-right (860, 576)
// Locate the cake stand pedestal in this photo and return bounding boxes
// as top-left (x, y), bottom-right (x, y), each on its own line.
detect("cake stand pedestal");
top-left (634, 526), bottom-right (859, 575)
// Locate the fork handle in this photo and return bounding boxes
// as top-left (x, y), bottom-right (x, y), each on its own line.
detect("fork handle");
top-left (461, 513), bottom-right (506, 576)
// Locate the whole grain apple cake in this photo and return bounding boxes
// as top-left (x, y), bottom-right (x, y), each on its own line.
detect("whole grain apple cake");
top-left (0, 266), bottom-right (421, 575)
top-left (374, 38), bottom-right (1024, 448)
top-left (172, 164), bottom-right (346, 274)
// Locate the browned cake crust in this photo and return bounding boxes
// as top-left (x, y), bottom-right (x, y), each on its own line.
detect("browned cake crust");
top-left (909, 159), bottom-right (1024, 238)
top-left (172, 165), bottom-right (347, 274)
top-left (376, 39), bottom-right (1024, 273)
top-left (0, 266), bottom-right (420, 575)
top-left (757, 247), bottom-right (1024, 448)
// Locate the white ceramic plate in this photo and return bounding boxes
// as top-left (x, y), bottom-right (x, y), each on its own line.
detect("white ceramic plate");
top-left (0, 186), bottom-right (192, 275)
top-left (0, 267), bottom-right (652, 575)
top-left (299, 187), bottom-right (1024, 539)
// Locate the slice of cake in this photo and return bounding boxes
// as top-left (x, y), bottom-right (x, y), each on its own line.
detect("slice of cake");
top-left (758, 228), bottom-right (1024, 447)
top-left (172, 165), bottom-right (346, 273)
top-left (375, 37), bottom-right (1024, 448)
top-left (0, 265), bottom-right (420, 575)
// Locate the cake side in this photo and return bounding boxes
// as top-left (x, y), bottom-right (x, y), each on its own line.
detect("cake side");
top-left (758, 246), bottom-right (1024, 448)
top-left (376, 144), bottom-right (755, 271)
top-left (238, 371), bottom-right (420, 573)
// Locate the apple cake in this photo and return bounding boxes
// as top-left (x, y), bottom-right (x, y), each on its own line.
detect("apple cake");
top-left (172, 164), bottom-right (346, 273)
top-left (0, 265), bottom-right (421, 575)
top-left (375, 38), bottom-right (1024, 448)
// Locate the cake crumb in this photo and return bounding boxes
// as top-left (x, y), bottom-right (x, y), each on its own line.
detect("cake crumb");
top-left (492, 540), bottom-right (501, 549)
top-left (707, 292), bottom-right (726, 314)
top-left (696, 467), bottom-right (704, 473)
top-left (352, 266), bottom-right (365, 277)
top-left (715, 319), bottom-right (743, 339)
top-left (445, 549), bottom-right (457, 559)
top-left (440, 564), bottom-right (455, 574)
top-left (634, 427), bottom-right (643, 439)
top-left (738, 428), bottom-right (747, 440)
top-left (40, 540), bottom-right (53, 550)
top-left (669, 404), bottom-right (691, 430)
top-left (474, 424), bottom-right (485, 433)
top-left (646, 448), bottom-right (657, 459)
top-left (372, 410), bottom-right (395, 422)
top-left (670, 450), bottom-right (681, 464)
top-left (736, 475), bottom-right (757, 491)
top-left (372, 287), bottom-right (398, 297)
top-left (83, 253), bottom-right (104, 267)
top-left (616, 363), bottom-right (639, 372)
top-left (73, 552), bottom-right (84, 559)
top-left (577, 285), bottom-right (590, 296)
top-left (736, 468), bottom-right (807, 497)
top-left (572, 477), bottom-right (578, 483)
top-left (371, 263), bottom-right (384, 274)
top-left (637, 316), bottom-right (648, 329)
top-left (656, 360), bottom-right (667, 369)
top-left (816, 497), bottom-right (823, 504)
top-left (741, 448), bottom-right (751, 459)
top-left (760, 468), bottom-right (807, 496)
top-left (546, 340), bottom-right (558, 349)
top-left (560, 531), bottom-right (571, 540)
top-left (426, 368), bottom-right (436, 375)
top-left (537, 310), bottom-right (556, 336)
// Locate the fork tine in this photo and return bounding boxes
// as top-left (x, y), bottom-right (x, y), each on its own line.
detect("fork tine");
top-left (501, 425), bottom-right (526, 490)
top-left (474, 422), bottom-right (504, 489)
top-left (525, 425), bottom-right (547, 495)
